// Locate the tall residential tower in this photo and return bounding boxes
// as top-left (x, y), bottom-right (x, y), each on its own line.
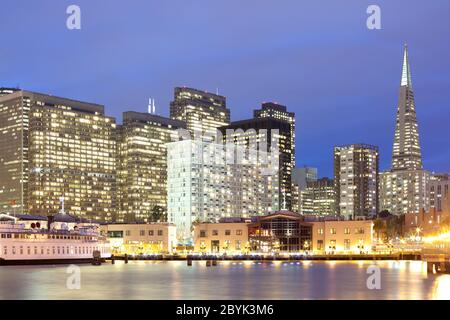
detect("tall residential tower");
top-left (334, 144), bottom-right (379, 219)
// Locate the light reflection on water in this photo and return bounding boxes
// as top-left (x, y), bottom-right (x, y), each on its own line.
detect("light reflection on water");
top-left (0, 260), bottom-right (448, 300)
top-left (431, 275), bottom-right (450, 300)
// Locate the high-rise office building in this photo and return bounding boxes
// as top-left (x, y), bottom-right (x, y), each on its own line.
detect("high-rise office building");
top-left (292, 167), bottom-right (318, 190)
top-left (308, 178), bottom-right (337, 216)
top-left (429, 173), bottom-right (449, 212)
top-left (391, 45), bottom-right (422, 172)
top-left (0, 89), bottom-right (30, 214)
top-left (334, 144), bottom-right (379, 219)
top-left (167, 139), bottom-right (279, 243)
top-left (379, 45), bottom-right (430, 215)
top-left (292, 185), bottom-right (314, 215)
top-left (219, 103), bottom-right (295, 210)
top-left (254, 102), bottom-right (295, 210)
top-left (0, 89), bottom-right (117, 222)
top-left (170, 87), bottom-right (230, 141)
top-left (291, 166), bottom-right (317, 214)
top-left (116, 111), bottom-right (186, 223)
top-left (292, 176), bottom-right (336, 216)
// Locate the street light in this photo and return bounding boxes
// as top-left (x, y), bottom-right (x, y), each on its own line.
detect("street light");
top-left (415, 227), bottom-right (422, 242)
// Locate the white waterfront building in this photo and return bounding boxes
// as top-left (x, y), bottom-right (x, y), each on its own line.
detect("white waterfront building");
top-left (167, 139), bottom-right (279, 244)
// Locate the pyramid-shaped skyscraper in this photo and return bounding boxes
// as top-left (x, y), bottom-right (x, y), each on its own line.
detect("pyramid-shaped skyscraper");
top-left (380, 45), bottom-right (430, 215)
top-left (391, 45), bottom-right (423, 171)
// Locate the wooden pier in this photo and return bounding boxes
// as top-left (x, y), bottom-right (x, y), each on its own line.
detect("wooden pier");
top-left (108, 252), bottom-right (421, 262)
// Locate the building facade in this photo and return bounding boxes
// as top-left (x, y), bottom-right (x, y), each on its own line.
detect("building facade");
top-left (248, 211), bottom-right (312, 252)
top-left (308, 178), bottom-right (337, 216)
top-left (380, 170), bottom-right (430, 216)
top-left (429, 173), bottom-right (450, 212)
top-left (0, 90), bottom-right (117, 222)
top-left (167, 139), bottom-right (279, 243)
top-left (292, 185), bottom-right (314, 215)
top-left (311, 219), bottom-right (373, 254)
top-left (170, 87), bottom-right (230, 141)
top-left (254, 103), bottom-right (295, 210)
top-left (292, 166), bottom-right (317, 190)
top-left (219, 115), bottom-right (293, 210)
top-left (116, 111), bottom-right (185, 223)
top-left (101, 223), bottom-right (177, 254)
top-left (404, 206), bottom-right (450, 237)
top-left (292, 177), bottom-right (336, 216)
top-left (254, 102), bottom-right (296, 210)
top-left (291, 167), bottom-right (317, 214)
top-left (193, 219), bottom-right (250, 254)
top-left (334, 144), bottom-right (379, 219)
top-left (380, 45), bottom-right (430, 215)
top-left (0, 88), bottom-right (29, 214)
top-left (192, 211), bottom-right (374, 254)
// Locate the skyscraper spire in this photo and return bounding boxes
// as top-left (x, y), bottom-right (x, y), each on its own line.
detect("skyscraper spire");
top-left (401, 44), bottom-right (413, 88)
top-left (391, 44), bottom-right (422, 171)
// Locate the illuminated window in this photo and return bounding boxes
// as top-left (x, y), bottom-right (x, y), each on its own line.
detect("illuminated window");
top-left (317, 240), bottom-right (324, 250)
top-left (344, 239), bottom-right (351, 250)
top-left (329, 240), bottom-right (336, 250)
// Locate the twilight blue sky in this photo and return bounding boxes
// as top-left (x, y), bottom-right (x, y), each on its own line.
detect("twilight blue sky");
top-left (1, 0), bottom-right (449, 177)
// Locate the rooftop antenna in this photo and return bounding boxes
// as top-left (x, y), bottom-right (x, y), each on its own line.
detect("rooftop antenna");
top-left (148, 98), bottom-right (156, 114)
top-left (148, 98), bottom-right (152, 114)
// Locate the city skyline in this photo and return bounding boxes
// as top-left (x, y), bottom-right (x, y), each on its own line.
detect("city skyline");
top-left (0, 43), bottom-right (447, 182)
top-left (1, 2), bottom-right (450, 304)
top-left (1, 1), bottom-right (450, 178)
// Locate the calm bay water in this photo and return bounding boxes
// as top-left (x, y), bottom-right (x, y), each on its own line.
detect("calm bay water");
top-left (0, 260), bottom-right (449, 300)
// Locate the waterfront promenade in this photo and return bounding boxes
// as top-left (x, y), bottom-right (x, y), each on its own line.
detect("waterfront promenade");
top-left (110, 252), bottom-right (422, 262)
